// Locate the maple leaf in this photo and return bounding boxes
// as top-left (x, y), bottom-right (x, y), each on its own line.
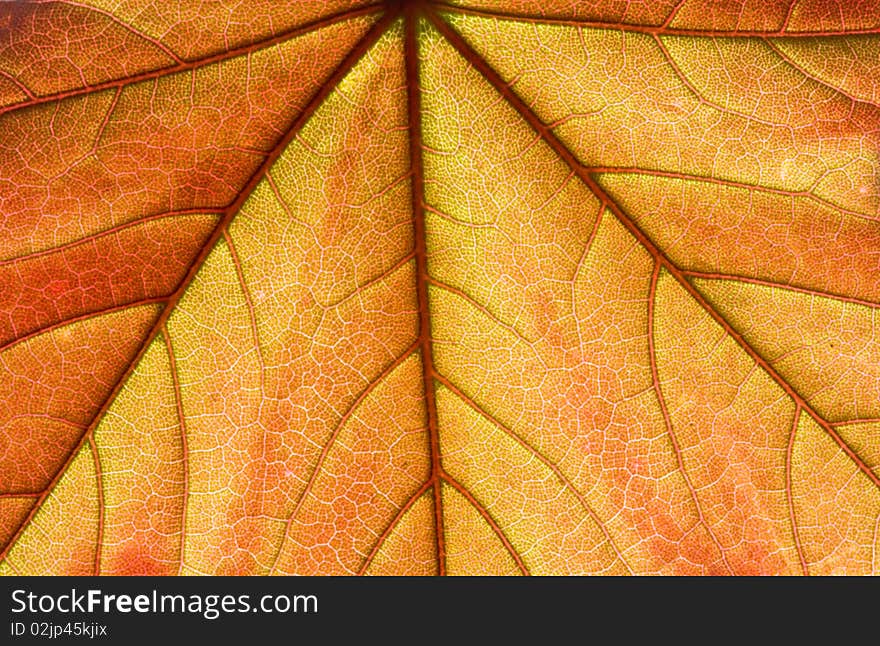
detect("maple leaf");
top-left (1, 0), bottom-right (879, 575)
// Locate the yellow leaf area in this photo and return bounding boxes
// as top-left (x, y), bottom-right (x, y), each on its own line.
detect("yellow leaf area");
top-left (1, 1), bottom-right (880, 576)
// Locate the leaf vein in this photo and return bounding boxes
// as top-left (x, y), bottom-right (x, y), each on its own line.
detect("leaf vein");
top-left (647, 262), bottom-right (735, 574)
top-left (267, 341), bottom-right (419, 575)
top-left (435, 373), bottom-right (634, 575)
top-left (0, 12), bottom-right (397, 563)
top-left (0, 4), bottom-right (385, 117)
top-left (425, 7), bottom-right (880, 494)
top-left (440, 473), bottom-right (529, 576)
top-left (786, 406), bottom-right (810, 575)
top-left (162, 327), bottom-right (190, 576)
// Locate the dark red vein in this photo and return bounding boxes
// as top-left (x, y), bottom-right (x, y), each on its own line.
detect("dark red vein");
top-left (780, 0), bottom-right (798, 33)
top-left (88, 434), bottom-right (105, 576)
top-left (423, 203), bottom-right (501, 229)
top-left (570, 202), bottom-right (606, 348)
top-left (601, 180), bottom-right (880, 491)
top-left (405, 4), bottom-right (447, 576)
top-left (163, 326), bottom-right (190, 576)
top-left (0, 208), bottom-right (224, 267)
top-left (0, 4), bottom-right (384, 117)
top-left (652, 33), bottom-right (787, 128)
top-left (0, 297), bottom-right (167, 355)
top-left (441, 474), bottom-right (529, 576)
top-left (0, 12), bottom-right (397, 565)
top-left (358, 481), bottom-right (435, 575)
top-left (330, 252), bottom-right (416, 309)
top-left (427, 277), bottom-right (536, 347)
top-left (661, 0), bottom-right (689, 29)
top-left (430, 3), bottom-right (880, 38)
top-left (268, 342), bottom-right (420, 575)
top-left (585, 166), bottom-right (879, 223)
top-left (763, 38), bottom-right (880, 110)
top-left (786, 406), bottom-right (809, 576)
top-left (223, 231), bottom-right (266, 398)
top-left (47, 0), bottom-right (185, 64)
top-left (682, 270), bottom-right (880, 310)
top-left (832, 418), bottom-right (880, 427)
top-left (425, 7), bottom-right (880, 497)
top-left (84, 86), bottom-right (122, 158)
top-left (434, 373), bottom-right (633, 575)
top-left (0, 69), bottom-right (36, 99)
top-left (647, 261), bottom-right (735, 575)
top-left (571, 201), bottom-right (606, 284)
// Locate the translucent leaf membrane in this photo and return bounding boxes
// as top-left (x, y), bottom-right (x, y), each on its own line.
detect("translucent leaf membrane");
top-left (0, 305), bottom-right (160, 494)
top-left (363, 488), bottom-right (437, 576)
top-left (652, 272), bottom-right (800, 574)
top-left (5, 17), bottom-right (429, 576)
top-left (4, 444), bottom-right (99, 575)
top-left (597, 175), bottom-right (880, 304)
top-left (0, 1), bottom-right (175, 105)
top-left (0, 0), bottom-right (379, 106)
top-left (0, 14), bottom-right (377, 260)
top-left (0, 214), bottom-right (217, 347)
top-left (0, 498), bottom-right (36, 558)
top-left (69, 0), bottom-right (378, 60)
top-left (835, 421), bottom-right (880, 479)
top-left (445, 0), bottom-right (880, 32)
top-left (419, 18), bottom-right (866, 574)
top-left (771, 36), bottom-right (880, 104)
top-left (441, 482), bottom-right (521, 576)
top-left (3, 1), bottom-right (880, 575)
top-left (0, 11), bottom-right (382, 562)
top-left (693, 280), bottom-right (880, 423)
top-left (441, 0), bottom-right (682, 25)
top-left (93, 332), bottom-right (184, 575)
top-left (792, 415), bottom-right (880, 575)
top-left (444, 12), bottom-right (880, 217)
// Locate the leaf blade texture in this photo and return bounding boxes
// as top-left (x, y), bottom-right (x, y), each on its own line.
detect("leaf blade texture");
top-left (1, 0), bottom-right (879, 575)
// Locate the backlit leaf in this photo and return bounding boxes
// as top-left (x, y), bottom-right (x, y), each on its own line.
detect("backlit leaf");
top-left (1, 0), bottom-right (879, 575)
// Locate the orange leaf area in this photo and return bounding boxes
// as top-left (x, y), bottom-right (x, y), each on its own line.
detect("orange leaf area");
top-left (1, 0), bottom-right (879, 576)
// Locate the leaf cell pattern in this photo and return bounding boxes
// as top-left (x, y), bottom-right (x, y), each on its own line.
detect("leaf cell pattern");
top-left (1, 0), bottom-right (880, 576)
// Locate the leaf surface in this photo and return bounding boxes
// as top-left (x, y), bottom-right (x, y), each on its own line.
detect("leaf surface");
top-left (1, 0), bottom-right (879, 575)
